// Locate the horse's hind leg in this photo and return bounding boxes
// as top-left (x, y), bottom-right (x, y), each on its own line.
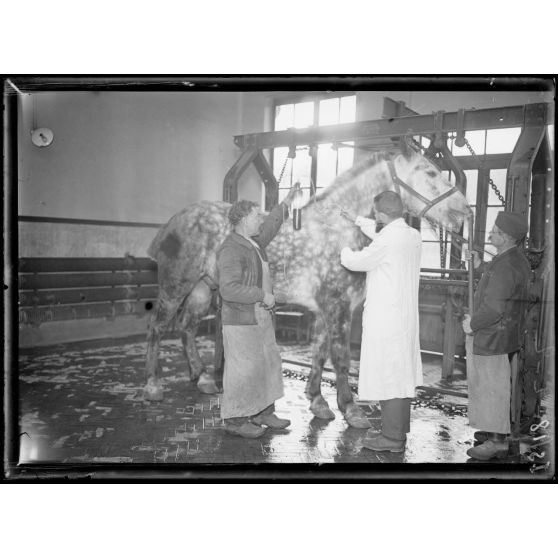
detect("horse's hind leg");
top-left (306, 313), bottom-right (335, 420)
top-left (328, 297), bottom-right (370, 429)
top-left (144, 291), bottom-right (183, 401)
top-left (178, 281), bottom-right (219, 394)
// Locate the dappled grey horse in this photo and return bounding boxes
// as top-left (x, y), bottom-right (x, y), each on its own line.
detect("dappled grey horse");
top-left (145, 144), bottom-right (471, 427)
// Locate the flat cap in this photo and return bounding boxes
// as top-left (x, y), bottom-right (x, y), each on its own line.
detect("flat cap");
top-left (495, 211), bottom-right (528, 240)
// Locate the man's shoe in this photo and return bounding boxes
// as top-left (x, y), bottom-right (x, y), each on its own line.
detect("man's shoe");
top-left (224, 421), bottom-right (266, 439)
top-left (253, 413), bottom-right (291, 429)
top-left (474, 431), bottom-right (491, 443)
top-left (362, 434), bottom-right (405, 453)
top-left (473, 431), bottom-right (510, 446)
top-left (466, 440), bottom-right (508, 460)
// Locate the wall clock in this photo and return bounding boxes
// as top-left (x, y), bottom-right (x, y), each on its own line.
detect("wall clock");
top-left (31, 127), bottom-right (54, 147)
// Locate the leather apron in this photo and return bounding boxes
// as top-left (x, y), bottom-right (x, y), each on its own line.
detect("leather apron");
top-left (221, 241), bottom-right (284, 419)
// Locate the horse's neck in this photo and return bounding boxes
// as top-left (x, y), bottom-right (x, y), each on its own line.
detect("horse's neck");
top-left (312, 157), bottom-right (389, 217)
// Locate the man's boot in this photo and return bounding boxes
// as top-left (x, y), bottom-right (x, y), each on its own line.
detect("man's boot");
top-left (467, 433), bottom-right (508, 460)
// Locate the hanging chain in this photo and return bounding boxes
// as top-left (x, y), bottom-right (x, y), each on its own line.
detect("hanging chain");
top-left (462, 137), bottom-right (506, 204)
top-left (276, 152), bottom-right (291, 186)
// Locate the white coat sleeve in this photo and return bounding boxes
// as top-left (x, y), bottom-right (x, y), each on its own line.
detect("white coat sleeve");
top-left (340, 241), bottom-right (387, 272)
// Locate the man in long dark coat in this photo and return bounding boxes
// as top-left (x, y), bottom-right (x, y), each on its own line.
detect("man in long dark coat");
top-left (462, 211), bottom-right (531, 460)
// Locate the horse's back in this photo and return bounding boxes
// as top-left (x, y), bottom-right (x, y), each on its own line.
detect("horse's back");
top-left (148, 201), bottom-right (231, 260)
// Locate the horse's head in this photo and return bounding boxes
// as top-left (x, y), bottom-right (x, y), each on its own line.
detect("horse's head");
top-left (393, 144), bottom-right (471, 231)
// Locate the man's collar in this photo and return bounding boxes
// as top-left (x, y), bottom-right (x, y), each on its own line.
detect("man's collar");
top-left (231, 231), bottom-right (259, 249)
top-left (492, 244), bottom-right (519, 261)
top-left (377, 217), bottom-right (405, 233)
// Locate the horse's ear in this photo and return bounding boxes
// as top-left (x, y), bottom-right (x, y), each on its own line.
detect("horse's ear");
top-left (398, 136), bottom-right (413, 160)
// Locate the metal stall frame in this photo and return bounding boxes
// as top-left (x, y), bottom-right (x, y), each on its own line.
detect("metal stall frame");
top-left (220, 101), bottom-right (554, 413)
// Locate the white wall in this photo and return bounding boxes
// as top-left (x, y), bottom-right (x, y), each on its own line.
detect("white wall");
top-left (17, 87), bottom-right (553, 258)
top-left (18, 91), bottom-right (270, 257)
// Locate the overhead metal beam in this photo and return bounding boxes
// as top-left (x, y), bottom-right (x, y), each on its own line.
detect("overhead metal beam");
top-left (233, 102), bottom-right (552, 150)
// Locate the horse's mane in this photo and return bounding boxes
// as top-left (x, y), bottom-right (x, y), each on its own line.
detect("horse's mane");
top-left (313, 150), bottom-right (394, 203)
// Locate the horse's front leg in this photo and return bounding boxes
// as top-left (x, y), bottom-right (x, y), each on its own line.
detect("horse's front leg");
top-left (306, 312), bottom-right (335, 420)
top-left (328, 297), bottom-right (370, 429)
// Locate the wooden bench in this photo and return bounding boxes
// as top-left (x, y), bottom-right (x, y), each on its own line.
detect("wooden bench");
top-left (19, 258), bottom-right (313, 346)
top-left (18, 257), bottom-right (159, 326)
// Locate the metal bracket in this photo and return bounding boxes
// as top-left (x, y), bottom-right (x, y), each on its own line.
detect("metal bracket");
top-left (506, 104), bottom-right (547, 215)
top-left (454, 108), bottom-right (466, 147)
top-left (223, 147), bottom-right (259, 203)
top-left (433, 110), bottom-right (445, 149)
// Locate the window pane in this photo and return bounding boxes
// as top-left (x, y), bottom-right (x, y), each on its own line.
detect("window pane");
top-left (421, 221), bottom-right (440, 241)
top-left (294, 102), bottom-right (314, 128)
top-left (451, 130), bottom-right (486, 156)
top-left (317, 143), bottom-right (337, 188)
top-left (464, 169), bottom-right (478, 205)
top-left (486, 127), bottom-right (521, 154)
top-left (275, 104), bottom-right (294, 131)
top-left (319, 98), bottom-right (340, 126)
top-left (337, 142), bottom-right (355, 173)
top-left (488, 169), bottom-right (507, 205)
top-left (339, 95), bottom-right (356, 123)
top-left (421, 242), bottom-right (445, 269)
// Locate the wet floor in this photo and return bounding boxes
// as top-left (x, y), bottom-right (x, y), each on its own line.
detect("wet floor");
top-left (15, 335), bottom-right (554, 475)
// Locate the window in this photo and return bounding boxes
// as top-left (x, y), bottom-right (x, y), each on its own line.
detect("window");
top-left (272, 94), bottom-right (356, 205)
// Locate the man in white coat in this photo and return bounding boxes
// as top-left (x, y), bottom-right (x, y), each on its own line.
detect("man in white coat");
top-left (340, 191), bottom-right (423, 453)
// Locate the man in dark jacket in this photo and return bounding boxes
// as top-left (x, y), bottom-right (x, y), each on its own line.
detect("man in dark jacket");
top-left (462, 211), bottom-right (531, 460)
top-left (217, 186), bottom-right (299, 438)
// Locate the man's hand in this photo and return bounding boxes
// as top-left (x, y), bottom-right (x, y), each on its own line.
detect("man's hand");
top-left (355, 215), bottom-right (376, 229)
top-left (463, 248), bottom-right (481, 269)
top-left (462, 313), bottom-right (473, 335)
top-left (262, 292), bottom-right (275, 309)
top-left (282, 182), bottom-right (301, 207)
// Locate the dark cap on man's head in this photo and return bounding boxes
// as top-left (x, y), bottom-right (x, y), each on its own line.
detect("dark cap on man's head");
top-left (495, 211), bottom-right (528, 240)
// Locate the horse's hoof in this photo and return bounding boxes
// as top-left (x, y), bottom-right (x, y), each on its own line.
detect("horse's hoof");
top-left (310, 396), bottom-right (335, 420)
top-left (344, 403), bottom-right (371, 429)
top-left (143, 382), bottom-right (164, 401)
top-left (197, 373), bottom-right (220, 394)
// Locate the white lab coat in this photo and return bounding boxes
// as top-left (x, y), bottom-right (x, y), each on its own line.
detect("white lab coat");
top-left (341, 218), bottom-right (423, 400)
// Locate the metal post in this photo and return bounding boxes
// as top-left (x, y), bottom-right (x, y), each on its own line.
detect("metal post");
top-left (441, 290), bottom-right (458, 379)
top-left (506, 105), bottom-right (547, 215)
top-left (467, 216), bottom-right (474, 312)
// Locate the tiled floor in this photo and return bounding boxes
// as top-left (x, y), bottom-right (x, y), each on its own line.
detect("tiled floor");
top-left (15, 335), bottom-right (553, 475)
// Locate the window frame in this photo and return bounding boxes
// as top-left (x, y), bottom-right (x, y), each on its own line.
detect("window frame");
top-left (271, 93), bottom-right (357, 206)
